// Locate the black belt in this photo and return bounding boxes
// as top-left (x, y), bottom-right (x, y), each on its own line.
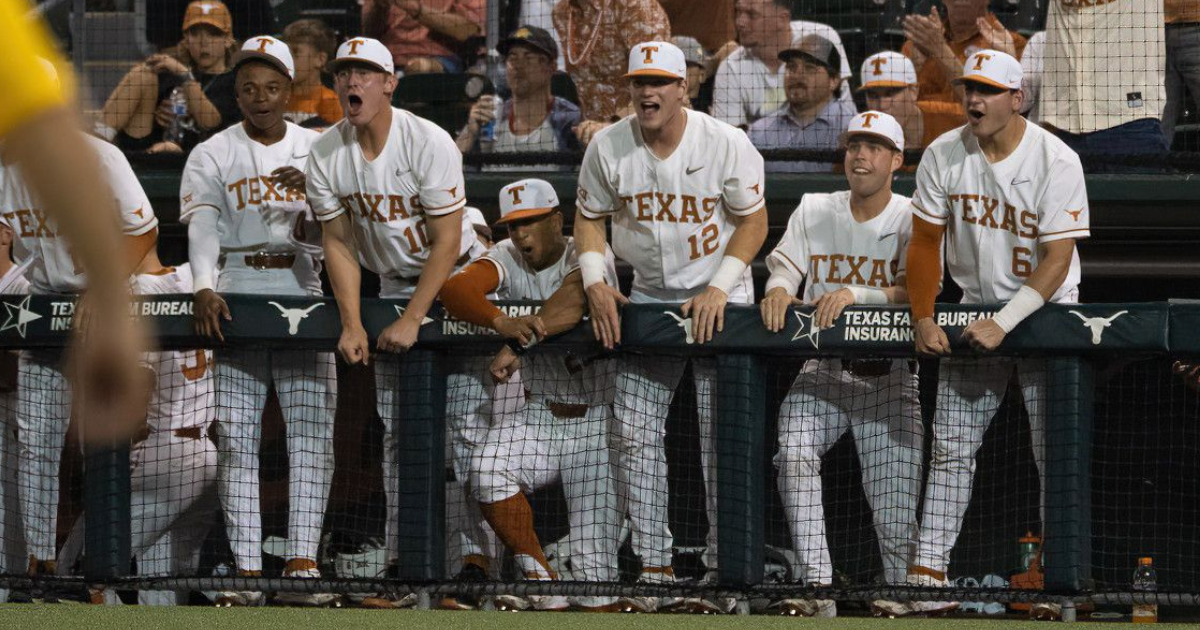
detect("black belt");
top-left (841, 359), bottom-right (893, 378)
top-left (546, 401), bottom-right (589, 419)
top-left (133, 425), bottom-right (205, 446)
top-left (243, 252), bottom-right (296, 270)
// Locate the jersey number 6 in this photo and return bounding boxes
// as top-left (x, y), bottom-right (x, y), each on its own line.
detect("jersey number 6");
top-left (1011, 246), bottom-right (1033, 278)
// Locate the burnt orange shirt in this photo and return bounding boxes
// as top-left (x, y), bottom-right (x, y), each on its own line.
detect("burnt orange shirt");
top-left (1167, 0), bottom-right (1200, 23)
top-left (286, 84), bottom-right (343, 126)
top-left (552, 0), bottom-right (671, 121)
top-left (918, 100), bottom-right (964, 147)
top-left (902, 13), bottom-right (1027, 111)
top-left (656, 0), bottom-right (735, 52)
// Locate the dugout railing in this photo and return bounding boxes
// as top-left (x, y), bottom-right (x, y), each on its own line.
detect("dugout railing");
top-left (0, 296), bottom-right (1198, 617)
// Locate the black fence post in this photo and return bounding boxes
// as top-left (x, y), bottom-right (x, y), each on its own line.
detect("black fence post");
top-left (1043, 357), bottom-right (1093, 592)
top-left (83, 441), bottom-right (130, 581)
top-left (394, 349), bottom-right (446, 580)
top-left (714, 353), bottom-right (766, 587)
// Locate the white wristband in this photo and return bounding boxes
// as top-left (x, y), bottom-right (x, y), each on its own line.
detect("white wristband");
top-left (578, 251), bottom-right (607, 288)
top-left (992, 285), bottom-right (1045, 333)
top-left (847, 285), bottom-right (888, 305)
top-left (708, 255), bottom-right (747, 295)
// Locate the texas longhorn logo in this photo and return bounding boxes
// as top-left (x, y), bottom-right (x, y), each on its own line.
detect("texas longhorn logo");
top-left (347, 39), bottom-right (365, 55)
top-left (971, 53), bottom-right (993, 70)
top-left (270, 302), bottom-right (324, 336)
top-left (254, 37), bottom-right (273, 52)
top-left (859, 112), bottom-right (879, 129)
top-left (641, 45), bottom-right (660, 64)
top-left (1069, 310), bottom-right (1127, 345)
top-left (663, 311), bottom-right (695, 345)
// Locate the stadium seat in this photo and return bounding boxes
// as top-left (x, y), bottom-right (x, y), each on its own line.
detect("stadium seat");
top-left (392, 73), bottom-right (490, 135)
top-left (273, 0), bottom-right (362, 40)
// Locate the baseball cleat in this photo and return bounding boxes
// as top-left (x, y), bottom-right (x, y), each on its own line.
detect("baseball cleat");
top-left (617, 567), bottom-right (681, 613)
top-left (678, 596), bottom-right (738, 615)
top-left (905, 569), bottom-right (959, 616)
top-left (870, 598), bottom-right (913, 617)
top-left (214, 591), bottom-right (264, 607)
top-left (359, 592), bottom-right (418, 609)
top-left (1030, 602), bottom-right (1062, 621)
top-left (769, 598), bottom-right (836, 617)
top-left (274, 560), bottom-right (340, 607)
top-left (439, 563), bottom-right (487, 610)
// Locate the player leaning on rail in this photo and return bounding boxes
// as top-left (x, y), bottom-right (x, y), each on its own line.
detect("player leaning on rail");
top-left (885, 50), bottom-right (1090, 621)
top-left (760, 111), bottom-right (922, 618)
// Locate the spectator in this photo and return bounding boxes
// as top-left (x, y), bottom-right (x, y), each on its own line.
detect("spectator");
top-left (658, 0), bottom-right (736, 53)
top-left (456, 25), bottom-right (581, 156)
top-left (517, 0), bottom-right (566, 70)
top-left (362, 0), bottom-right (485, 74)
top-left (858, 51), bottom-right (963, 150)
top-left (147, 0), bottom-right (275, 50)
top-left (551, 0), bottom-right (669, 142)
top-left (714, 0), bottom-right (851, 129)
top-left (901, 0), bottom-right (1026, 111)
top-left (1018, 31), bottom-right (1045, 124)
top-left (674, 36), bottom-right (713, 113)
top-left (282, 19), bottom-right (343, 127)
top-left (96, 0), bottom-right (241, 154)
top-left (1164, 0), bottom-right (1200, 146)
top-left (748, 34), bottom-right (857, 173)
top-left (1039, 0), bottom-right (1168, 156)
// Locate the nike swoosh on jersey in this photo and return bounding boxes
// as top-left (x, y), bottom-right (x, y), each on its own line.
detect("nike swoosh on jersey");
top-left (686, 166), bottom-right (704, 175)
top-left (1011, 177), bottom-right (1031, 185)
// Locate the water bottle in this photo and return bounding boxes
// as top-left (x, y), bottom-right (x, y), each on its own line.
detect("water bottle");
top-left (479, 96), bottom-right (500, 153)
top-left (1132, 557), bottom-right (1158, 623)
top-left (1019, 531), bottom-right (1040, 570)
top-left (163, 87), bottom-right (189, 145)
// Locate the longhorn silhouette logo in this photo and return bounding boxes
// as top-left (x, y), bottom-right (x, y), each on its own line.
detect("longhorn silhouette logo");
top-left (663, 311), bottom-right (695, 345)
top-left (270, 302), bottom-right (325, 335)
top-left (1069, 310), bottom-right (1127, 345)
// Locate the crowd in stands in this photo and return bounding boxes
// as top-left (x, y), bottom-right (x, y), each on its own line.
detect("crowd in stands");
top-left (85, 0), bottom-right (1199, 167)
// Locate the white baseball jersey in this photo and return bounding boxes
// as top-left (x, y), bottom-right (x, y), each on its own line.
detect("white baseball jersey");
top-left (912, 123), bottom-right (1089, 305)
top-left (767, 191), bottom-right (912, 302)
top-left (130, 265), bottom-right (215, 433)
top-left (482, 237), bottom-right (617, 406)
top-left (0, 258), bottom-right (31, 295)
top-left (306, 107), bottom-right (471, 279)
top-left (179, 122), bottom-right (318, 253)
top-left (0, 136), bottom-right (157, 294)
top-left (576, 109), bottom-right (764, 299)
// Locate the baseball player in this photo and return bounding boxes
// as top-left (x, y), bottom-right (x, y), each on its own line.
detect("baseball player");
top-left (306, 37), bottom-right (472, 609)
top-left (0, 221), bottom-right (28, 604)
top-left (760, 112), bottom-right (922, 617)
top-left (0, 117), bottom-right (158, 587)
top-left (440, 178), bottom-right (622, 612)
top-left (59, 247), bottom-right (218, 606)
top-left (897, 50), bottom-right (1089, 619)
top-left (575, 41), bottom-right (768, 613)
top-left (179, 36), bottom-right (338, 607)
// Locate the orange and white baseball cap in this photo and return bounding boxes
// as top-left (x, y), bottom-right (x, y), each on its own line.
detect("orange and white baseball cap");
top-left (952, 49), bottom-right (1022, 90)
top-left (844, 111), bottom-right (904, 152)
top-left (496, 178), bottom-right (559, 226)
top-left (183, 0), bottom-right (232, 34)
top-left (858, 51), bottom-right (917, 92)
top-left (330, 37), bottom-right (395, 75)
top-left (233, 36), bottom-right (295, 79)
top-left (624, 41), bottom-right (687, 81)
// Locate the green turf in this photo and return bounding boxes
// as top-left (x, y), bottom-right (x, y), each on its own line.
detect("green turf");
top-left (0, 606), bottom-right (1195, 630)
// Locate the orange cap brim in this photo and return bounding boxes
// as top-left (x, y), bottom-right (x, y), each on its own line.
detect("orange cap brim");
top-left (623, 69), bottom-right (684, 80)
top-left (951, 75), bottom-right (1014, 90)
top-left (494, 207), bottom-right (556, 226)
top-left (856, 80), bottom-right (912, 92)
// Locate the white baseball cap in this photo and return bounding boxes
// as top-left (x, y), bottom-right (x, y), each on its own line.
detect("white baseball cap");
top-left (953, 49), bottom-right (1022, 91)
top-left (844, 111), bottom-right (905, 152)
top-left (858, 51), bottom-right (916, 92)
top-left (624, 41), bottom-right (687, 81)
top-left (233, 35), bottom-right (295, 79)
top-left (496, 179), bottom-right (559, 226)
top-left (330, 37), bottom-right (395, 75)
